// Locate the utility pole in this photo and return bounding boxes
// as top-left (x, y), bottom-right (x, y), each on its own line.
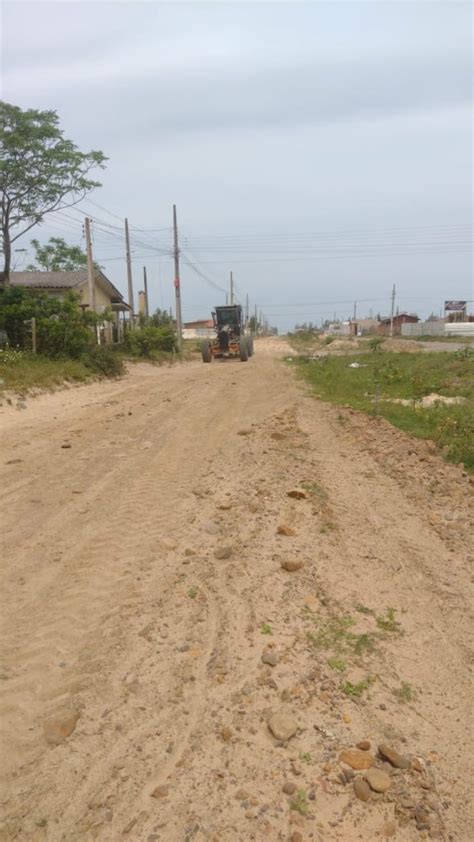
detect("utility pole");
top-left (173, 204), bottom-right (183, 350)
top-left (84, 217), bottom-right (95, 311)
top-left (230, 271), bottom-right (234, 305)
top-left (143, 266), bottom-right (149, 318)
top-left (125, 218), bottom-right (134, 324)
top-left (389, 283), bottom-right (396, 338)
top-left (246, 293), bottom-right (249, 324)
top-left (353, 301), bottom-right (357, 321)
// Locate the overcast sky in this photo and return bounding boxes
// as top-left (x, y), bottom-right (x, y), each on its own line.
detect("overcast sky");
top-left (2, 0), bottom-right (473, 328)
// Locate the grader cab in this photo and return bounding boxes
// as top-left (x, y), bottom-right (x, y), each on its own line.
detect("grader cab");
top-left (201, 305), bottom-right (254, 362)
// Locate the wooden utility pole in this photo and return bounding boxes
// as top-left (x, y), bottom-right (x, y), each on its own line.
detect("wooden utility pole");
top-left (84, 217), bottom-right (95, 311)
top-left (389, 283), bottom-right (396, 338)
top-left (143, 266), bottom-right (149, 318)
top-left (353, 301), bottom-right (357, 320)
top-left (172, 204), bottom-right (183, 350)
top-left (125, 218), bottom-right (134, 323)
top-left (246, 293), bottom-right (249, 324)
top-left (230, 271), bottom-right (234, 305)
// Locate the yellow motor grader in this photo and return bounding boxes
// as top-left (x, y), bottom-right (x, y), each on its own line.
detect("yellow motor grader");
top-left (201, 305), bottom-right (254, 362)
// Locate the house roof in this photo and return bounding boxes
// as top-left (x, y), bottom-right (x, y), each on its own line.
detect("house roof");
top-left (379, 312), bottom-right (419, 324)
top-left (184, 319), bottom-right (214, 328)
top-left (4, 270), bottom-right (127, 305)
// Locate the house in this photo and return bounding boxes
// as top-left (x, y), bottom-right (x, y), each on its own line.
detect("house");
top-left (4, 270), bottom-right (131, 341)
top-left (378, 313), bottom-right (419, 336)
top-left (350, 318), bottom-right (380, 336)
top-left (183, 319), bottom-right (214, 339)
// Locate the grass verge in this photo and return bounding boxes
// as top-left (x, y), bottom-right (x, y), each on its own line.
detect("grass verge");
top-left (291, 350), bottom-right (474, 470)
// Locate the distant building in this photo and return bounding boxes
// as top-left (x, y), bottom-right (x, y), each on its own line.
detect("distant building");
top-left (378, 313), bottom-right (419, 336)
top-left (350, 318), bottom-right (380, 336)
top-left (183, 319), bottom-right (214, 339)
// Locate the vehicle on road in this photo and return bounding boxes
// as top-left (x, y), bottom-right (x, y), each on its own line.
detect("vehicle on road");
top-left (201, 305), bottom-right (254, 362)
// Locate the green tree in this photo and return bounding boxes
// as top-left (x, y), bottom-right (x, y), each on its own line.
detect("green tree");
top-left (27, 237), bottom-right (88, 271)
top-left (0, 101), bottom-right (106, 284)
top-left (150, 307), bottom-right (173, 327)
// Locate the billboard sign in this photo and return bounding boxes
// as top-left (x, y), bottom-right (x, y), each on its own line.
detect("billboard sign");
top-left (444, 300), bottom-right (467, 312)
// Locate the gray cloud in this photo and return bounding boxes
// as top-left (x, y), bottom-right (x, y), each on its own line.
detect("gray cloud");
top-left (2, 0), bottom-right (472, 330)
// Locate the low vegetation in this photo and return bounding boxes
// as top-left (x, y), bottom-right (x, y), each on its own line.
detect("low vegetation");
top-left (0, 288), bottom-right (180, 394)
top-left (291, 349), bottom-right (474, 470)
top-left (0, 347), bottom-right (124, 394)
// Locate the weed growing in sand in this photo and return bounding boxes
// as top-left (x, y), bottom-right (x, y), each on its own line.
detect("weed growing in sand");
top-left (341, 676), bottom-right (374, 697)
top-left (307, 614), bottom-right (377, 660)
top-left (355, 603), bottom-right (374, 616)
top-left (289, 788), bottom-right (309, 815)
top-left (300, 752), bottom-right (312, 764)
top-left (393, 682), bottom-right (415, 703)
top-left (327, 657), bottom-right (347, 672)
top-left (260, 622), bottom-right (273, 635)
top-left (302, 481), bottom-right (327, 502)
top-left (187, 587), bottom-right (198, 599)
top-left (376, 607), bottom-right (401, 633)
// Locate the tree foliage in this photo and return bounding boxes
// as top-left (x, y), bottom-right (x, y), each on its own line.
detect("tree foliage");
top-left (0, 101), bottom-right (106, 282)
top-left (26, 236), bottom-right (102, 272)
top-left (27, 237), bottom-right (88, 271)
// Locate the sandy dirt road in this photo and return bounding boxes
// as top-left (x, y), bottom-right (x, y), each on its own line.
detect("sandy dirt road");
top-left (0, 338), bottom-right (472, 842)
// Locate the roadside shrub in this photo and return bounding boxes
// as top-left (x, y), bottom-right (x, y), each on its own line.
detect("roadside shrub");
top-left (0, 348), bottom-right (24, 366)
top-left (368, 336), bottom-right (385, 352)
top-left (0, 287), bottom-right (106, 358)
top-left (126, 325), bottom-right (177, 357)
top-left (82, 346), bottom-right (125, 377)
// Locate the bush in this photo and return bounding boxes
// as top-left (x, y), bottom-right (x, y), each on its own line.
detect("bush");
top-left (0, 287), bottom-right (105, 357)
top-left (126, 325), bottom-right (177, 357)
top-left (82, 346), bottom-right (125, 377)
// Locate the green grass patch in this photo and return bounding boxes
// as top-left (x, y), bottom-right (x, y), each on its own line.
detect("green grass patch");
top-left (393, 681), bottom-right (416, 703)
top-left (327, 657), bottom-right (347, 672)
top-left (292, 350), bottom-right (474, 470)
top-left (289, 788), bottom-right (309, 815)
top-left (0, 351), bottom-right (97, 394)
top-left (341, 676), bottom-right (374, 697)
top-left (260, 622), bottom-right (273, 635)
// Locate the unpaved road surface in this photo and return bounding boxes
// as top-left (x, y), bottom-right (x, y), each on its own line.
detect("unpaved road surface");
top-left (1, 339), bottom-right (472, 842)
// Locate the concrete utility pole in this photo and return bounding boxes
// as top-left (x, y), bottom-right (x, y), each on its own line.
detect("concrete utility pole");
top-left (172, 204), bottom-right (183, 350)
top-left (353, 301), bottom-right (357, 320)
top-left (230, 271), bottom-right (234, 305)
top-left (389, 283), bottom-right (396, 338)
top-left (84, 217), bottom-right (95, 311)
top-left (246, 294), bottom-right (249, 324)
top-left (143, 266), bottom-right (149, 318)
top-left (125, 218), bottom-right (134, 323)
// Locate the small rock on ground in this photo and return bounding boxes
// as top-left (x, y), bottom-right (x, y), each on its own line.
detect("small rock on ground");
top-left (282, 781), bottom-right (297, 795)
top-left (281, 559), bottom-right (304, 572)
top-left (378, 743), bottom-right (410, 769)
top-left (277, 525), bottom-right (296, 536)
top-left (357, 739), bottom-right (371, 751)
top-left (339, 748), bottom-right (374, 770)
top-left (365, 768), bottom-right (392, 793)
top-left (287, 489), bottom-right (307, 499)
top-left (214, 546), bottom-right (232, 560)
top-left (261, 651), bottom-right (278, 667)
top-left (43, 710), bottom-right (80, 745)
top-left (268, 712), bottom-right (298, 741)
top-left (353, 777), bottom-right (371, 802)
top-left (150, 785), bottom-right (169, 798)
